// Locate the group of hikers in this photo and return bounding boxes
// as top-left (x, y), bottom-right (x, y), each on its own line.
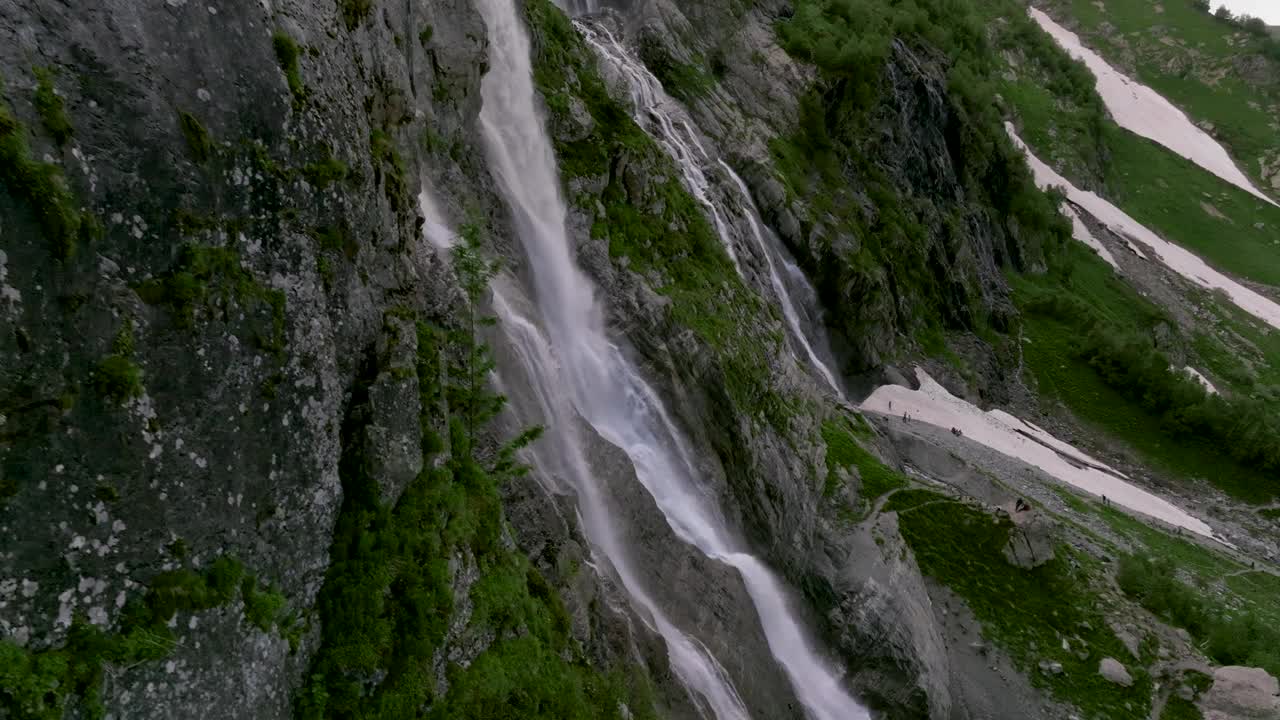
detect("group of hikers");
top-left (888, 401), bottom-right (964, 437)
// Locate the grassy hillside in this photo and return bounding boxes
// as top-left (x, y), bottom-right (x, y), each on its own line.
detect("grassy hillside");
top-left (1035, 0), bottom-right (1280, 197)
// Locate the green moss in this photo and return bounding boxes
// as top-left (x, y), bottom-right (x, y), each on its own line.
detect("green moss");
top-left (178, 111), bottom-right (213, 163)
top-left (301, 154), bottom-right (348, 188)
top-left (309, 222), bottom-right (356, 258)
top-left (419, 25), bottom-right (434, 46)
top-left (94, 483), bottom-right (120, 503)
top-left (369, 129), bottom-right (407, 211)
top-left (111, 320), bottom-right (135, 357)
top-left (820, 417), bottom-right (906, 503)
top-left (0, 97), bottom-right (84, 259)
top-left (1159, 696), bottom-right (1203, 720)
top-left (242, 578), bottom-right (289, 633)
top-left (132, 244), bottom-right (286, 357)
top-left (168, 538), bottom-right (189, 559)
top-left (897, 499), bottom-right (1150, 718)
top-left (272, 32), bottom-right (307, 106)
top-left (0, 555), bottom-right (286, 719)
top-left (637, 39), bottom-right (715, 102)
top-left (92, 355), bottom-right (143, 403)
top-left (339, 0), bottom-right (373, 30)
top-left (33, 68), bottom-right (72, 146)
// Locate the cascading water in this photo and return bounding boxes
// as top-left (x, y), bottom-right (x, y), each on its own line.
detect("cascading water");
top-left (577, 22), bottom-right (844, 398)
top-left (470, 0), bottom-right (870, 717)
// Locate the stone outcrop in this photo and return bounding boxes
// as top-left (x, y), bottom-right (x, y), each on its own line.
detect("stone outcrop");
top-left (1200, 666), bottom-right (1280, 720)
top-left (999, 501), bottom-right (1057, 569)
top-left (1099, 657), bottom-right (1134, 687)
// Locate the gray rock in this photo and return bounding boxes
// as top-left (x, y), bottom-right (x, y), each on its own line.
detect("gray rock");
top-left (999, 502), bottom-right (1056, 569)
top-left (827, 511), bottom-right (952, 719)
top-left (1099, 657), bottom-right (1134, 687)
top-left (1039, 660), bottom-right (1064, 676)
top-left (364, 314), bottom-right (424, 505)
top-left (1199, 666), bottom-right (1280, 720)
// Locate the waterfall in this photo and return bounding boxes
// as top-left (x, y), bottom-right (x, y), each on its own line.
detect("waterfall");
top-left (471, 0), bottom-right (871, 717)
top-left (576, 22), bottom-right (844, 398)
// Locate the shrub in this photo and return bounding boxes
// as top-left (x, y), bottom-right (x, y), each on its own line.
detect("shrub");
top-left (1117, 555), bottom-right (1280, 676)
top-left (301, 154), bottom-right (348, 188)
top-left (178, 111), bottom-right (213, 163)
top-left (339, 0), bottom-right (373, 30)
top-left (370, 129), bottom-right (407, 210)
top-left (93, 354), bottom-right (143, 402)
top-left (271, 32), bottom-right (306, 105)
top-left (33, 67), bottom-right (72, 146)
top-left (0, 99), bottom-right (84, 259)
top-left (1241, 15), bottom-right (1268, 37)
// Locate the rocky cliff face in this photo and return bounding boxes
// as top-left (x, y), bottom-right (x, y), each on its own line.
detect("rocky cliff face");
top-left (0, 0), bottom-right (1127, 719)
top-left (0, 0), bottom-right (463, 714)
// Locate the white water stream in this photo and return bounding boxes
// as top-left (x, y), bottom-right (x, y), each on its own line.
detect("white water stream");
top-left (471, 0), bottom-right (870, 717)
top-left (577, 21), bottom-right (845, 397)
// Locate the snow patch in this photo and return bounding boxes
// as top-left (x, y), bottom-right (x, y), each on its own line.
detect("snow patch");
top-left (1009, 125), bottom-right (1280, 331)
top-left (862, 368), bottom-right (1222, 542)
top-left (1029, 8), bottom-right (1277, 207)
top-left (1183, 366), bottom-right (1219, 395)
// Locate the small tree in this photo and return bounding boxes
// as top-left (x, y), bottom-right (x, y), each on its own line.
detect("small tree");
top-left (1191, 0), bottom-right (1209, 12)
top-left (1242, 15), bottom-right (1268, 37)
top-left (447, 223), bottom-right (542, 475)
top-left (1213, 5), bottom-right (1233, 22)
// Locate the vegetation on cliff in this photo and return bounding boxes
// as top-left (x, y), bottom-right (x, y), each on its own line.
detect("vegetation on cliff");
top-left (296, 234), bottom-right (655, 719)
top-left (770, 0), bottom-right (1077, 364)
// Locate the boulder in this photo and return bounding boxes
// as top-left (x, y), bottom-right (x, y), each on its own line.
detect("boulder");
top-left (1038, 660), bottom-right (1064, 676)
top-left (1199, 666), bottom-right (1280, 719)
top-left (999, 502), bottom-right (1056, 569)
top-left (1099, 657), bottom-right (1133, 687)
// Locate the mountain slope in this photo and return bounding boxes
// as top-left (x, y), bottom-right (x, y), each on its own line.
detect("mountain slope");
top-left (2, 0), bottom-right (1279, 719)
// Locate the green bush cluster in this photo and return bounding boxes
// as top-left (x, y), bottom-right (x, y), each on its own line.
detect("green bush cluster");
top-left (301, 154), bottom-right (348, 188)
top-left (0, 94), bottom-right (90, 260)
top-left (33, 68), bottom-right (72, 147)
top-left (1197, 0), bottom-right (1280, 65)
top-left (1117, 555), bottom-right (1280, 676)
top-left (1023, 283), bottom-right (1280, 502)
top-left (298, 236), bottom-right (654, 719)
top-left (272, 32), bottom-right (307, 106)
top-left (92, 354), bottom-right (143, 403)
